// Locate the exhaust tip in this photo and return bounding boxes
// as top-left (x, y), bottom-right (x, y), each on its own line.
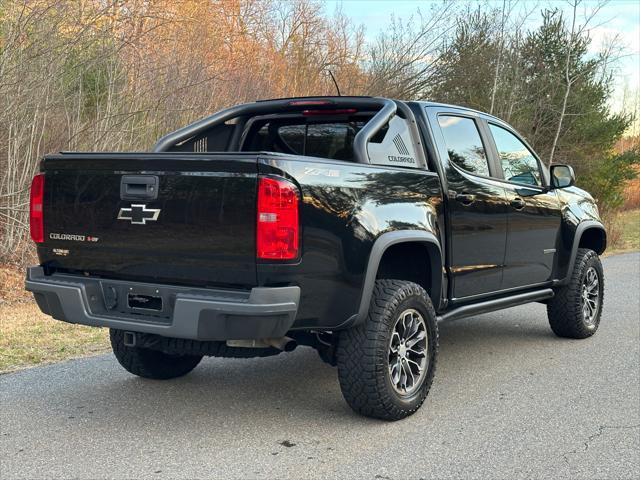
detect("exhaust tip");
top-left (266, 336), bottom-right (297, 352)
top-left (282, 338), bottom-right (297, 352)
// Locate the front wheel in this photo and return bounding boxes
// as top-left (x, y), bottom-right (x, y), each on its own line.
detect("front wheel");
top-left (110, 329), bottom-right (203, 379)
top-left (336, 280), bottom-right (438, 421)
top-left (547, 248), bottom-right (604, 339)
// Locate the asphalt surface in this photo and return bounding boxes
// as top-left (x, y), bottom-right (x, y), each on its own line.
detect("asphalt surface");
top-left (1, 253), bottom-right (639, 479)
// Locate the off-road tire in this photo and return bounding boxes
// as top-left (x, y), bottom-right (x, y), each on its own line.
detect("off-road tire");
top-left (336, 280), bottom-right (438, 421)
top-left (547, 248), bottom-right (604, 339)
top-left (110, 329), bottom-right (203, 379)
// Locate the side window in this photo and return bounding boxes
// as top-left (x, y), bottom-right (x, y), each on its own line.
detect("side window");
top-left (438, 115), bottom-right (490, 176)
top-left (489, 124), bottom-right (542, 186)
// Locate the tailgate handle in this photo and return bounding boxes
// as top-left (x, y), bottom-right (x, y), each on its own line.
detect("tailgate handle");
top-left (120, 175), bottom-right (159, 201)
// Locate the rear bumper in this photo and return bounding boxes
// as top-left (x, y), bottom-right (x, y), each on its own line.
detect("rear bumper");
top-left (25, 267), bottom-right (299, 341)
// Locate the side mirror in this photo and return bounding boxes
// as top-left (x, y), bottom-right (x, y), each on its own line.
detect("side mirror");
top-left (550, 164), bottom-right (575, 189)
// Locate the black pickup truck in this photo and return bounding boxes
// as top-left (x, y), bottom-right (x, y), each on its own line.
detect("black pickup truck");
top-left (26, 96), bottom-right (606, 420)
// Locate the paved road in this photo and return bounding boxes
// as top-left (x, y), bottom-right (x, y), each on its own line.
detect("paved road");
top-left (2, 253), bottom-right (639, 479)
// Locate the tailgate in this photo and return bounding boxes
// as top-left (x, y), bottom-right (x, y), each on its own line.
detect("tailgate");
top-left (39, 153), bottom-right (258, 287)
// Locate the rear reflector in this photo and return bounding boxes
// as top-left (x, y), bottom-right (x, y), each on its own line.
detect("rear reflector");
top-left (257, 176), bottom-right (299, 260)
top-left (30, 173), bottom-right (45, 243)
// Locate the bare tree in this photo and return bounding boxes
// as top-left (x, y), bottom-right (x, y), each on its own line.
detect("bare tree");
top-left (489, 0), bottom-right (508, 114)
top-left (548, 0), bottom-right (607, 164)
top-left (364, 3), bottom-right (457, 99)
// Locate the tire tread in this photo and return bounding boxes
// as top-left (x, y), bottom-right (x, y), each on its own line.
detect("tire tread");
top-left (337, 280), bottom-right (438, 421)
top-left (547, 248), bottom-right (604, 339)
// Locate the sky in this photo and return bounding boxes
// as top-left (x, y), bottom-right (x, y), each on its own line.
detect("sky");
top-left (324, 0), bottom-right (640, 117)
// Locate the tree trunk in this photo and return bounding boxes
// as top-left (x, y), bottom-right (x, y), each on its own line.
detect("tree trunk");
top-left (490, 0), bottom-right (507, 115)
top-left (549, 1), bottom-right (578, 165)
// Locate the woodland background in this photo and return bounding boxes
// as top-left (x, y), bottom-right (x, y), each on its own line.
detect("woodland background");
top-left (1, 0), bottom-right (639, 265)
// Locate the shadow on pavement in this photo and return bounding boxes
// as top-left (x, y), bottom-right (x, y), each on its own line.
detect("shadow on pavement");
top-left (33, 306), bottom-right (567, 430)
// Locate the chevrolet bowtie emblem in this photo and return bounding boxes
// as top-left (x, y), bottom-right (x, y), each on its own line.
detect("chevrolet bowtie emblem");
top-left (117, 204), bottom-right (161, 225)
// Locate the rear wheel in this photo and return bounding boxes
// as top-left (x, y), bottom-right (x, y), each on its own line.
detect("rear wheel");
top-left (336, 280), bottom-right (438, 421)
top-left (547, 248), bottom-right (604, 339)
top-left (110, 329), bottom-right (202, 379)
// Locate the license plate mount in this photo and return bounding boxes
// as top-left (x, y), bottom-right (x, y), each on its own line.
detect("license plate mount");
top-left (127, 293), bottom-right (163, 312)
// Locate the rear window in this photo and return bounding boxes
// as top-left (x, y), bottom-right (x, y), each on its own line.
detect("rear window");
top-left (246, 121), bottom-right (368, 161)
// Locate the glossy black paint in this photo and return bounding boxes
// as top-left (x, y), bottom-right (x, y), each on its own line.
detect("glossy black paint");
top-left (500, 185), bottom-right (561, 289)
top-left (35, 98), bottom-right (606, 334)
top-left (255, 156), bottom-right (443, 329)
top-left (440, 165), bottom-right (509, 298)
top-left (553, 185), bottom-right (606, 282)
top-left (40, 153), bottom-right (258, 287)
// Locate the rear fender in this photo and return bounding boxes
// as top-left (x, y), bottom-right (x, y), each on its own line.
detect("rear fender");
top-left (349, 231), bottom-right (443, 326)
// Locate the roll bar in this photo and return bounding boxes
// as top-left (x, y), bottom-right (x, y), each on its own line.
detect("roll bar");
top-left (152, 96), bottom-right (426, 168)
top-left (351, 99), bottom-right (396, 164)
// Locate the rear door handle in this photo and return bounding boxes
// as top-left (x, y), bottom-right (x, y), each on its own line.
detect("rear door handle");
top-left (456, 193), bottom-right (476, 206)
top-left (511, 197), bottom-right (525, 210)
top-left (120, 175), bottom-right (159, 201)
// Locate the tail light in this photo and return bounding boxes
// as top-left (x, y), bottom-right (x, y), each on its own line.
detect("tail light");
top-left (29, 173), bottom-right (45, 243)
top-left (257, 176), bottom-right (299, 260)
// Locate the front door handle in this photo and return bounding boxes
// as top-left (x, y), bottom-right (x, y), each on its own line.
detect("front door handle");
top-left (456, 193), bottom-right (476, 206)
top-left (511, 197), bottom-right (525, 210)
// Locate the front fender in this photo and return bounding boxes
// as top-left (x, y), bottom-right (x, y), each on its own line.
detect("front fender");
top-left (556, 220), bottom-right (606, 285)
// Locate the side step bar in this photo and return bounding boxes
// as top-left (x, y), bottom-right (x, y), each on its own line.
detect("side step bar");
top-left (437, 288), bottom-right (554, 323)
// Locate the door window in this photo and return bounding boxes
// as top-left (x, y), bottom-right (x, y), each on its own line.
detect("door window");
top-left (438, 115), bottom-right (490, 176)
top-left (489, 124), bottom-right (542, 186)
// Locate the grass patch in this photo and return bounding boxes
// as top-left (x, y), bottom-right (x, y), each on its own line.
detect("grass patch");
top-left (0, 264), bottom-right (32, 304)
top-left (0, 303), bottom-right (110, 373)
top-left (606, 208), bottom-right (640, 254)
top-left (618, 208), bottom-right (640, 250)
